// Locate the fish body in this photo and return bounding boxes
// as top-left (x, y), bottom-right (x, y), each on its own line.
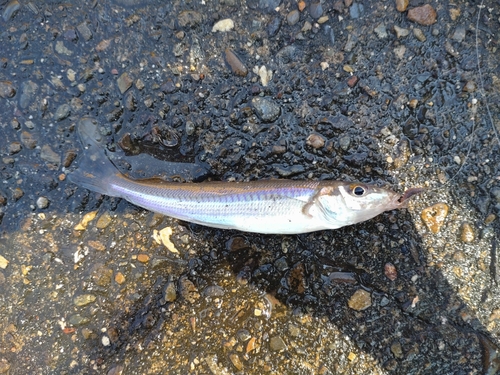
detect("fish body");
top-left (69, 118), bottom-right (421, 234)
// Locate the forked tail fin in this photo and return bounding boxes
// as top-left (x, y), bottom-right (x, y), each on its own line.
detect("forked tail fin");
top-left (68, 117), bottom-right (122, 197)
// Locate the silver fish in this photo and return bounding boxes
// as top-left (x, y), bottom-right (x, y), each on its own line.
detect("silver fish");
top-left (69, 118), bottom-right (423, 234)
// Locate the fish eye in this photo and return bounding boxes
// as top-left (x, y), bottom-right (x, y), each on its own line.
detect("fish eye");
top-left (352, 186), bottom-right (365, 196)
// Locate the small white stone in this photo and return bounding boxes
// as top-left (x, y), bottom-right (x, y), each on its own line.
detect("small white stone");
top-left (36, 196), bottom-right (49, 209)
top-left (102, 335), bottom-right (110, 346)
top-left (212, 18), bottom-right (234, 32)
top-left (67, 69), bottom-right (76, 82)
top-left (252, 65), bottom-right (273, 86)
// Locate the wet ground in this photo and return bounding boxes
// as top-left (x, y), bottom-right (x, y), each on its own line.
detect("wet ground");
top-left (0, 0), bottom-right (499, 374)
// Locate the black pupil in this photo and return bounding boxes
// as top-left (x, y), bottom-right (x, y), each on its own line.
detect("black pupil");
top-left (353, 186), bottom-right (365, 196)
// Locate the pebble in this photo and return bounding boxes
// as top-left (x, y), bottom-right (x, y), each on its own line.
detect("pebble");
top-left (163, 280), bottom-right (177, 303)
top-left (11, 187), bottom-right (24, 201)
top-left (74, 210), bottom-right (98, 230)
top-left (40, 145), bottom-right (60, 165)
top-left (339, 135), bottom-right (351, 150)
top-left (185, 120), bottom-right (195, 135)
top-left (449, 8), bottom-right (461, 21)
top-left (348, 289), bottom-right (372, 311)
top-left (77, 22), bottom-right (93, 41)
top-left (395, 0), bottom-right (409, 12)
top-left (301, 21), bottom-right (312, 32)
top-left (275, 165), bottom-right (305, 177)
top-left (229, 354), bottom-right (244, 371)
top-left (407, 4), bottom-right (437, 26)
top-left (445, 40), bottom-right (459, 58)
top-left (20, 131), bottom-right (37, 149)
top-left (420, 203), bottom-right (449, 234)
top-left (62, 151), bottom-right (76, 169)
top-left (306, 133), bottom-right (326, 149)
top-left (0, 358), bottom-right (11, 373)
top-left (309, 2), bottom-right (323, 19)
top-left (115, 272), bottom-right (125, 284)
top-left (68, 314), bottom-right (90, 326)
top-left (413, 28), bottom-right (426, 42)
top-left (349, 3), bottom-right (364, 19)
top-left (485, 214), bottom-right (496, 225)
top-left (102, 335), bottom-right (110, 346)
top-left (96, 212), bottom-right (113, 229)
top-left (152, 227), bottom-right (179, 254)
top-left (0, 193), bottom-right (6, 206)
top-left (391, 341), bottom-right (403, 358)
top-left (269, 336), bottom-right (287, 352)
top-left (318, 15), bottom-right (329, 24)
top-left (36, 197), bottom-right (49, 209)
top-left (492, 188), bottom-right (500, 203)
top-left (8, 142), bottom-right (21, 154)
top-left (137, 254), bottom-right (150, 263)
top-left (0, 255), bottom-right (9, 269)
top-left (135, 79), bottom-right (145, 91)
top-left (19, 80), bottom-right (38, 109)
top-left (212, 18), bottom-right (234, 32)
top-left (253, 66), bottom-right (273, 87)
top-left (81, 328), bottom-right (93, 340)
top-left (178, 276), bottom-right (200, 304)
top-left (329, 271), bottom-right (356, 283)
top-left (394, 45), bottom-right (406, 59)
top-left (343, 64), bottom-right (354, 73)
top-left (451, 26), bottom-right (466, 42)
top-left (287, 10), bottom-right (300, 26)
top-left (224, 49), bottom-right (248, 77)
top-left (374, 24), bottom-right (388, 39)
top-left (460, 223), bottom-right (475, 243)
top-left (161, 78), bottom-right (177, 94)
top-left (55, 41), bottom-right (73, 56)
top-left (394, 25), bottom-right (409, 38)
top-left (274, 257), bottom-right (288, 272)
top-left (346, 75), bottom-right (358, 87)
top-left (462, 81), bottom-right (476, 93)
top-left (54, 104), bottom-right (71, 121)
top-left (266, 16), bottom-right (282, 37)
top-left (226, 236), bottom-right (251, 252)
top-left (124, 93), bottom-right (136, 113)
top-left (74, 294), bottom-right (97, 307)
top-left (246, 337), bottom-right (258, 354)
top-left (117, 72), bottom-right (133, 94)
top-left (63, 29), bottom-right (78, 42)
top-left (2, 0), bottom-right (20, 22)
top-left (384, 263), bottom-right (398, 281)
top-left (237, 329), bottom-right (251, 342)
top-left (251, 97), bottom-right (281, 122)
top-left (0, 81), bottom-right (16, 98)
top-left (107, 365), bottom-right (125, 375)
top-left (95, 39), bottom-right (112, 52)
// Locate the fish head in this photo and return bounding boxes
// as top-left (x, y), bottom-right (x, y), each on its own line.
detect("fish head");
top-left (314, 183), bottom-right (424, 228)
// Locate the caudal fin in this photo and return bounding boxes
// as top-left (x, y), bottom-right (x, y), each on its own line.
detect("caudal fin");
top-left (68, 117), bottom-right (122, 197)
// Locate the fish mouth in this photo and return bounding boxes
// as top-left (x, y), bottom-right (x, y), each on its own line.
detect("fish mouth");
top-left (393, 187), bottom-right (426, 207)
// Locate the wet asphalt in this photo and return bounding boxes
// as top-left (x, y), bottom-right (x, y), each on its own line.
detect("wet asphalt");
top-left (0, 0), bottom-right (499, 374)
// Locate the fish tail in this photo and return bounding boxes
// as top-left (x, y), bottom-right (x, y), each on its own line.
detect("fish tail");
top-left (68, 117), bottom-right (122, 197)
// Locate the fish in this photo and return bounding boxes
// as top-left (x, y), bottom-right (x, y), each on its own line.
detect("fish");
top-left (68, 118), bottom-right (424, 234)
